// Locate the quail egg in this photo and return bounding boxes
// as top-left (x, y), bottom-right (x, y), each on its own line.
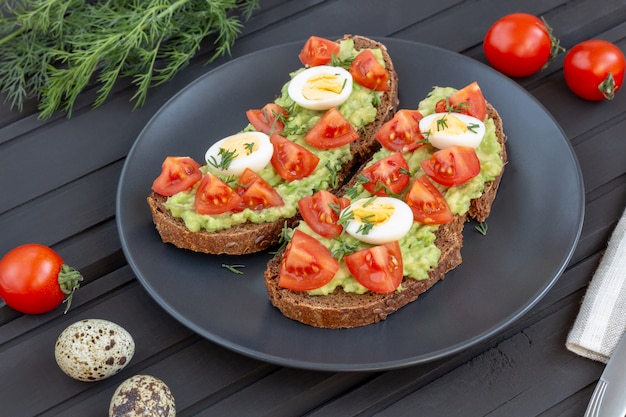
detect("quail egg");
top-left (205, 131), bottom-right (273, 176)
top-left (54, 319), bottom-right (134, 382)
top-left (109, 375), bottom-right (176, 417)
top-left (419, 112), bottom-right (485, 149)
top-left (341, 197), bottom-right (413, 245)
top-left (287, 65), bottom-right (353, 110)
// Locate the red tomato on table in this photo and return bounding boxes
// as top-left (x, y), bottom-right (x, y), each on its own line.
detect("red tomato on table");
top-left (483, 13), bottom-right (563, 77)
top-left (0, 244), bottom-right (82, 314)
top-left (564, 40), bottom-right (626, 101)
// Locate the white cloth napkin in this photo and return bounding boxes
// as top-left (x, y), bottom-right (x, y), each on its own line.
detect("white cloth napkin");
top-left (566, 206), bottom-right (626, 363)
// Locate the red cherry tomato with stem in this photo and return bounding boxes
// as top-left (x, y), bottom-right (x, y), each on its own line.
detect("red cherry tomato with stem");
top-left (563, 39), bottom-right (626, 101)
top-left (0, 244), bottom-right (82, 314)
top-left (483, 13), bottom-right (564, 77)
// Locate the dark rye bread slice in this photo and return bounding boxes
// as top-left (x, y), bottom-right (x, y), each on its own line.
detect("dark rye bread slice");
top-left (146, 35), bottom-right (399, 255)
top-left (264, 103), bottom-right (507, 328)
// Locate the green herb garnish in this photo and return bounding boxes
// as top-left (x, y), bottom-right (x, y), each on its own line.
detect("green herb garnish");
top-left (436, 115), bottom-right (449, 131)
top-left (356, 215), bottom-right (375, 235)
top-left (475, 222), bottom-right (489, 236)
top-left (0, 0), bottom-right (259, 119)
top-left (269, 221), bottom-right (292, 254)
top-left (467, 123), bottom-right (480, 133)
top-left (331, 239), bottom-right (360, 260)
top-left (326, 161), bottom-right (340, 189)
top-left (222, 264), bottom-right (245, 275)
top-left (243, 142), bottom-right (255, 155)
top-left (208, 147), bottom-right (238, 170)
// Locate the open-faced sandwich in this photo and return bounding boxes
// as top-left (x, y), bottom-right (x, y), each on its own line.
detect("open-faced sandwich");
top-left (264, 82), bottom-right (507, 328)
top-left (147, 35), bottom-right (399, 254)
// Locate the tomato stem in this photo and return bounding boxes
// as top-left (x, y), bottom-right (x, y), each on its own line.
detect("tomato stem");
top-left (599, 72), bottom-right (616, 100)
top-left (541, 17), bottom-right (566, 70)
top-left (58, 264), bottom-right (83, 314)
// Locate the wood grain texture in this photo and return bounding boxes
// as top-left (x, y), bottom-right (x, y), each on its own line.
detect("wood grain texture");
top-left (1, 0), bottom-right (625, 415)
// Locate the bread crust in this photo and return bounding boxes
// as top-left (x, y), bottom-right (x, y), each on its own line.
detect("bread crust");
top-left (264, 103), bottom-right (507, 328)
top-left (147, 35), bottom-right (399, 255)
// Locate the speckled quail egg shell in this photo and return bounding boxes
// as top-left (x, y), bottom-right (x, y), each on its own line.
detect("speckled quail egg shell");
top-left (54, 319), bottom-right (135, 382)
top-left (109, 375), bottom-right (176, 417)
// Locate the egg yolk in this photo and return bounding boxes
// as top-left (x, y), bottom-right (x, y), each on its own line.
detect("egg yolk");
top-left (221, 132), bottom-right (259, 157)
top-left (427, 113), bottom-right (468, 136)
top-left (352, 200), bottom-right (395, 226)
top-left (302, 74), bottom-right (344, 101)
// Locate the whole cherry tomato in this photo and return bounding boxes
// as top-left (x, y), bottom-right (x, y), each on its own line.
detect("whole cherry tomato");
top-left (483, 13), bottom-right (564, 77)
top-left (0, 244), bottom-right (82, 314)
top-left (563, 39), bottom-right (626, 101)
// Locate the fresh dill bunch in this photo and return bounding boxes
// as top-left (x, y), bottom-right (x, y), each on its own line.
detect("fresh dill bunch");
top-left (0, 0), bottom-right (259, 119)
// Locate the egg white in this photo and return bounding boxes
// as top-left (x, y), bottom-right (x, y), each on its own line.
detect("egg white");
top-left (419, 112), bottom-right (485, 149)
top-left (205, 131), bottom-right (273, 176)
top-left (342, 197), bottom-right (413, 245)
top-left (287, 65), bottom-right (353, 111)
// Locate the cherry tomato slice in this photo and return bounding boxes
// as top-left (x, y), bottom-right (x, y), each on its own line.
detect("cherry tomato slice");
top-left (298, 190), bottom-right (349, 238)
top-left (405, 176), bottom-right (453, 224)
top-left (305, 107), bottom-right (359, 149)
top-left (299, 36), bottom-right (341, 67)
top-left (194, 172), bottom-right (243, 215)
top-left (152, 156), bottom-right (202, 196)
top-left (375, 109), bottom-right (424, 152)
top-left (349, 49), bottom-right (390, 91)
top-left (234, 168), bottom-right (284, 211)
top-left (344, 241), bottom-right (403, 293)
top-left (421, 145), bottom-right (481, 187)
top-left (246, 103), bottom-right (288, 134)
top-left (278, 230), bottom-right (339, 291)
top-left (269, 134), bottom-right (320, 181)
top-left (435, 82), bottom-right (487, 121)
top-left (360, 152), bottom-right (411, 196)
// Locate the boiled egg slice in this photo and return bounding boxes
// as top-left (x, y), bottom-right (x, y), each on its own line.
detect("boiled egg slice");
top-left (287, 65), bottom-right (353, 111)
top-left (205, 131), bottom-right (273, 176)
top-left (419, 112), bottom-right (485, 149)
top-left (342, 197), bottom-right (413, 245)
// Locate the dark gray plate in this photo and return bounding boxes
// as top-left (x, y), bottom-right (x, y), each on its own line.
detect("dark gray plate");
top-left (116, 38), bottom-right (584, 371)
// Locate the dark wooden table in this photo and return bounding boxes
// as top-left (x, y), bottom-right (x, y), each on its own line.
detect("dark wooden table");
top-left (2, 0), bottom-right (626, 415)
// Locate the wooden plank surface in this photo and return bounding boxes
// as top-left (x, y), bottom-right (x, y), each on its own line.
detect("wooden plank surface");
top-left (1, 0), bottom-right (625, 416)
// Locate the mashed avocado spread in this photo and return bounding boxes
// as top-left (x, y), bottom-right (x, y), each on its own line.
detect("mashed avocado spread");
top-left (164, 39), bottom-right (384, 233)
top-left (306, 86), bottom-right (504, 295)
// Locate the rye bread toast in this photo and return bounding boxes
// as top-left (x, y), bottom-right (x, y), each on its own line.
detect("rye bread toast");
top-left (264, 103), bottom-right (507, 328)
top-left (147, 35), bottom-right (399, 255)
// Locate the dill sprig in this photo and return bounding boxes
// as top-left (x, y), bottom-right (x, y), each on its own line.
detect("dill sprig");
top-left (0, 0), bottom-right (259, 119)
top-left (222, 264), bottom-right (245, 275)
top-left (207, 147), bottom-right (238, 170)
top-left (475, 222), bottom-right (489, 235)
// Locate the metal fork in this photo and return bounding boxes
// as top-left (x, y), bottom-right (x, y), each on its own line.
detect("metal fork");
top-left (583, 334), bottom-right (626, 417)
